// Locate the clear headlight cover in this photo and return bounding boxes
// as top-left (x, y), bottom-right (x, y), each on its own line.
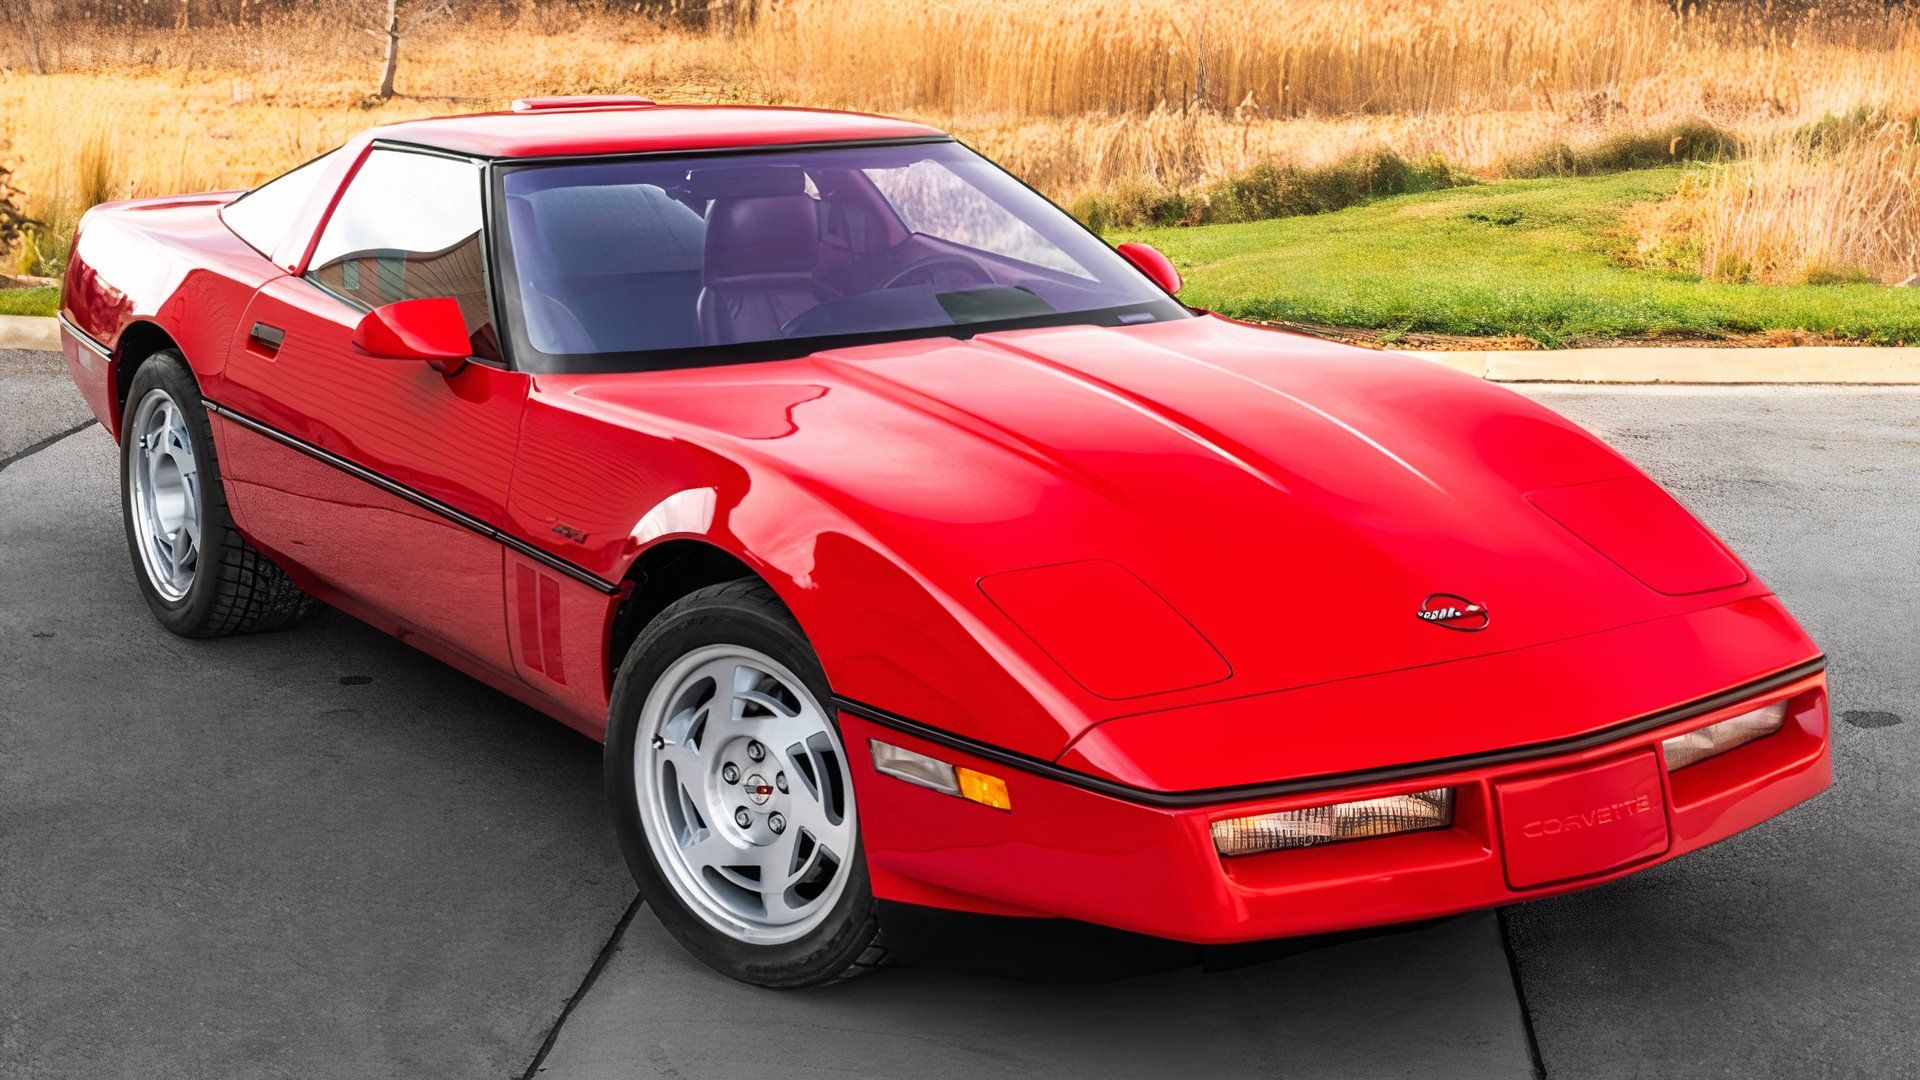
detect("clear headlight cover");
top-left (1211, 787), bottom-right (1454, 857)
top-left (1662, 700), bottom-right (1788, 771)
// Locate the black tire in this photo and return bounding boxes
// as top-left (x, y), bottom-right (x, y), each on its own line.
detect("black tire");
top-left (605, 578), bottom-right (886, 987)
top-left (120, 351), bottom-right (315, 638)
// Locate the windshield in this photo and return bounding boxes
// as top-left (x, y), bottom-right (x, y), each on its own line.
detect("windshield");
top-left (494, 140), bottom-right (1186, 372)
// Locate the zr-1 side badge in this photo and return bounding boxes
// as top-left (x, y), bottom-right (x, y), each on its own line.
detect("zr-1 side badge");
top-left (1417, 593), bottom-right (1490, 631)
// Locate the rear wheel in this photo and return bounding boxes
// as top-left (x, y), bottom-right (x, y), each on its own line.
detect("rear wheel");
top-left (605, 579), bottom-right (884, 986)
top-left (120, 351), bottom-right (314, 637)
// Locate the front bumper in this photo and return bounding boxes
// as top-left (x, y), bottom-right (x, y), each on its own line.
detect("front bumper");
top-left (842, 666), bottom-right (1829, 944)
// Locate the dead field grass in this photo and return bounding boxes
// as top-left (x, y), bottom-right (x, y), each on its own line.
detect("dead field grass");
top-left (3, 0), bottom-right (1919, 283)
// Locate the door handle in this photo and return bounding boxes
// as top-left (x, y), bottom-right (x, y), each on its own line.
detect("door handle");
top-left (248, 322), bottom-right (286, 357)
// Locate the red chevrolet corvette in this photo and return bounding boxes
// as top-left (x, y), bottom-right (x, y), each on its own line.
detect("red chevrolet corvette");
top-left (58, 98), bottom-right (1829, 986)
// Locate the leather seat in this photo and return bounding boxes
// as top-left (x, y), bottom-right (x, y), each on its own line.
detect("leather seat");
top-left (697, 194), bottom-right (823, 345)
top-left (505, 195), bottom-right (596, 354)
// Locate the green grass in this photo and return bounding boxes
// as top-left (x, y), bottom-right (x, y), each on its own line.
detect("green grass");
top-left (0, 286), bottom-right (58, 318)
top-left (1117, 168), bottom-right (1920, 347)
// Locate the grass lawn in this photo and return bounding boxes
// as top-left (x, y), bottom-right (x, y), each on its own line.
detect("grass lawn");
top-left (0, 287), bottom-right (59, 319)
top-left (1118, 168), bottom-right (1920, 347)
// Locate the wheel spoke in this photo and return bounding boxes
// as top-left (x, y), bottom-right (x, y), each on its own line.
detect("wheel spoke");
top-left (179, 499), bottom-right (201, 548)
top-left (170, 438), bottom-right (196, 480)
top-left (748, 832), bottom-right (811, 922)
top-left (750, 826), bottom-right (802, 882)
top-left (760, 881), bottom-right (804, 921)
top-left (678, 830), bottom-right (738, 874)
top-left (737, 688), bottom-right (799, 719)
top-left (710, 661), bottom-right (744, 726)
top-left (778, 756), bottom-right (835, 835)
top-left (657, 737), bottom-right (703, 778)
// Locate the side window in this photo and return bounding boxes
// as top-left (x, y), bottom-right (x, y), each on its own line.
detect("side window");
top-left (221, 150), bottom-right (338, 259)
top-left (307, 149), bottom-right (498, 360)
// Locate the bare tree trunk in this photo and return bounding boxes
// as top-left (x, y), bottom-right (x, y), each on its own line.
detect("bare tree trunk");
top-left (4, 0), bottom-right (53, 75)
top-left (377, 0), bottom-right (400, 101)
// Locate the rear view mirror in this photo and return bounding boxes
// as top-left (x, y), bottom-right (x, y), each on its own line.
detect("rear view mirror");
top-left (1116, 242), bottom-right (1183, 296)
top-left (352, 298), bottom-right (472, 374)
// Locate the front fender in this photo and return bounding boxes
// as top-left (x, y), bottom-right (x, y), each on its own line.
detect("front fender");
top-left (507, 385), bottom-right (1070, 758)
top-left (625, 464), bottom-right (1071, 763)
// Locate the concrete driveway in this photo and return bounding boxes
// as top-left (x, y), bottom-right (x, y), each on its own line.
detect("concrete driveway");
top-left (3, 346), bottom-right (1914, 1078)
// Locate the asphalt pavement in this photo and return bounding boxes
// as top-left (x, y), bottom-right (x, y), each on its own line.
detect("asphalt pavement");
top-left (3, 346), bottom-right (1915, 1079)
top-left (1503, 387), bottom-right (1920, 1080)
top-left (0, 348), bottom-right (93, 467)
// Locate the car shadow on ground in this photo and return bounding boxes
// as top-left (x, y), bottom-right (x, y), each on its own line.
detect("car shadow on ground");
top-left (880, 901), bottom-right (1457, 983)
top-left (535, 904), bottom-right (1535, 1080)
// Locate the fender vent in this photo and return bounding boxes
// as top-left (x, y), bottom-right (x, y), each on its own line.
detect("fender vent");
top-left (515, 563), bottom-right (568, 684)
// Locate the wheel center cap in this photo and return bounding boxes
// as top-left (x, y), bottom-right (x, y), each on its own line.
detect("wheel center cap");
top-left (744, 774), bottom-right (773, 805)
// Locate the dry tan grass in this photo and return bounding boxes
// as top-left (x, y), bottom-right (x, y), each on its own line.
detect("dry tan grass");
top-left (737, 0), bottom-right (1690, 118)
top-left (3, 0), bottom-right (1920, 275)
top-left (1631, 123), bottom-right (1920, 285)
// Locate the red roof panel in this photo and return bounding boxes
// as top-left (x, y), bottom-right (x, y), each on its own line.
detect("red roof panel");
top-left (365, 104), bottom-right (944, 159)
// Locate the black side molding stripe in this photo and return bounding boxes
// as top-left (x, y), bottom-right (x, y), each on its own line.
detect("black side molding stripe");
top-left (203, 399), bottom-right (620, 595)
top-left (57, 313), bottom-right (113, 359)
top-left (836, 655), bottom-right (1828, 809)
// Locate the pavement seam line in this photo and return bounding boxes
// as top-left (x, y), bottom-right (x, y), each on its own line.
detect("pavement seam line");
top-left (1497, 907), bottom-right (1549, 1079)
top-left (0, 419), bottom-right (97, 476)
top-left (518, 893), bottom-right (645, 1080)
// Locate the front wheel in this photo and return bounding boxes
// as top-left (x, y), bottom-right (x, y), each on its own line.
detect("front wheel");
top-left (605, 579), bottom-right (884, 986)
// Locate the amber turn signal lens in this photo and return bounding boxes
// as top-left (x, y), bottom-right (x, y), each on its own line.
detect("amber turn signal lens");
top-left (870, 740), bottom-right (1011, 811)
top-left (956, 767), bottom-right (1012, 811)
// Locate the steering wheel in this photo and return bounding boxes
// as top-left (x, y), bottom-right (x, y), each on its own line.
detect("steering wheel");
top-left (877, 255), bottom-right (995, 291)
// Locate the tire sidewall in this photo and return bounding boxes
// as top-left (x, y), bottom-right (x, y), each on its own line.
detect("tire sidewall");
top-left (605, 586), bottom-right (878, 987)
top-left (120, 352), bottom-right (228, 636)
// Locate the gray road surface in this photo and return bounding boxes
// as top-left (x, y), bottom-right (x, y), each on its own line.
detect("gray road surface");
top-left (3, 347), bottom-right (1914, 1079)
top-left (1503, 387), bottom-right (1920, 1080)
top-left (0, 348), bottom-right (93, 467)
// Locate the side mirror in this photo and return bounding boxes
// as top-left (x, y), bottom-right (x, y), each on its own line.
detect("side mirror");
top-left (1116, 242), bottom-right (1182, 296)
top-left (352, 297), bottom-right (471, 374)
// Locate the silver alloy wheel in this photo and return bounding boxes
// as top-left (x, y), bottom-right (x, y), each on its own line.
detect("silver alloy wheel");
top-left (128, 387), bottom-right (201, 602)
top-left (636, 645), bottom-right (856, 946)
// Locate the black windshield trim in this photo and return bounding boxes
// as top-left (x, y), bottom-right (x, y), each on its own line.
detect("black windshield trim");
top-left (482, 134), bottom-right (955, 167)
top-left (503, 299), bottom-right (1189, 373)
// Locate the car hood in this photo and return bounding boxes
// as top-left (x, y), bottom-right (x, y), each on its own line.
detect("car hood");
top-left (573, 315), bottom-right (1768, 750)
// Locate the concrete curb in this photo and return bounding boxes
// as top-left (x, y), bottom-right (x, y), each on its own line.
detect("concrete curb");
top-left (1405, 346), bottom-right (1920, 384)
top-left (6, 312), bottom-right (1920, 382)
top-left (0, 315), bottom-right (61, 352)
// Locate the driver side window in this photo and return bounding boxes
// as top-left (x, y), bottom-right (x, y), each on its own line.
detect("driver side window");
top-left (307, 148), bottom-right (500, 361)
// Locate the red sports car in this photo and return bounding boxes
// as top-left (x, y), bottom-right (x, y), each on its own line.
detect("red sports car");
top-left (58, 98), bottom-right (1829, 987)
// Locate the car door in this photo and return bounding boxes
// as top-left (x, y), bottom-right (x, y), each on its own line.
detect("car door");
top-left (215, 146), bottom-right (528, 675)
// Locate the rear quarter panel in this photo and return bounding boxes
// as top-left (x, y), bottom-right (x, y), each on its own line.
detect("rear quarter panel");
top-left (61, 193), bottom-right (280, 437)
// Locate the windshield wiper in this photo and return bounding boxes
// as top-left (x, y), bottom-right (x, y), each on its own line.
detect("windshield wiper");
top-left (935, 286), bottom-right (1058, 325)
